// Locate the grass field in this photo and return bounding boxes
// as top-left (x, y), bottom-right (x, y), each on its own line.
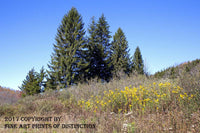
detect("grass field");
top-left (0, 71), bottom-right (200, 133)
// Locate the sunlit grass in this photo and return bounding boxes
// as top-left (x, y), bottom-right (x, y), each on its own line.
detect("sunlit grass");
top-left (0, 73), bottom-right (200, 132)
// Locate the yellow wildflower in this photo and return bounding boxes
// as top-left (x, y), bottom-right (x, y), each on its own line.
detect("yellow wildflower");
top-left (180, 94), bottom-right (184, 99)
top-left (159, 83), bottom-right (163, 87)
top-left (172, 90), bottom-right (178, 93)
top-left (155, 99), bottom-right (159, 103)
top-left (184, 93), bottom-right (188, 97)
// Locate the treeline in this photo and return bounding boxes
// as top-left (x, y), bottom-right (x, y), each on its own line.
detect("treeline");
top-left (0, 86), bottom-right (21, 104)
top-left (19, 7), bottom-right (145, 96)
top-left (154, 59), bottom-right (200, 79)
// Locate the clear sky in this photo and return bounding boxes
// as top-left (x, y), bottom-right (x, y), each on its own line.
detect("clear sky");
top-left (0, 0), bottom-right (200, 90)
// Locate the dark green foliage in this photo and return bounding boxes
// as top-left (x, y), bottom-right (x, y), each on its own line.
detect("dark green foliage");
top-left (87, 15), bottom-right (112, 81)
top-left (132, 46), bottom-right (144, 74)
top-left (170, 67), bottom-right (176, 79)
top-left (87, 17), bottom-right (100, 80)
top-left (19, 67), bottom-right (46, 96)
top-left (96, 14), bottom-right (112, 81)
top-left (45, 72), bottom-right (57, 90)
top-left (47, 7), bottom-right (88, 89)
top-left (111, 28), bottom-right (131, 77)
top-left (185, 66), bottom-right (190, 72)
top-left (154, 69), bottom-right (166, 78)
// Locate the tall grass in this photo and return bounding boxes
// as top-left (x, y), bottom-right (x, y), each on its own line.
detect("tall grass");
top-left (0, 73), bottom-right (199, 132)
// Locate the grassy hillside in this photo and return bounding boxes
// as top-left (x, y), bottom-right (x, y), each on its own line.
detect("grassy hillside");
top-left (154, 58), bottom-right (200, 93)
top-left (0, 59), bottom-right (200, 133)
top-left (154, 59), bottom-right (200, 79)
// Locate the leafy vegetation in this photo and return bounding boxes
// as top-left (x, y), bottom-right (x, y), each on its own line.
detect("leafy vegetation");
top-left (78, 82), bottom-right (195, 114)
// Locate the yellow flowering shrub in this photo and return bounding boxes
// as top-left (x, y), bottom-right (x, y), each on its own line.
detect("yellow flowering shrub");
top-left (78, 82), bottom-right (194, 113)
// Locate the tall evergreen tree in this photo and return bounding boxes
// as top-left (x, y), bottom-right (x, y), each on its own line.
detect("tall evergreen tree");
top-left (95, 14), bottom-right (112, 81)
top-left (47, 7), bottom-right (88, 89)
top-left (87, 16), bottom-right (110, 81)
top-left (132, 46), bottom-right (144, 74)
top-left (111, 28), bottom-right (131, 77)
top-left (19, 68), bottom-right (46, 96)
top-left (87, 17), bottom-right (101, 80)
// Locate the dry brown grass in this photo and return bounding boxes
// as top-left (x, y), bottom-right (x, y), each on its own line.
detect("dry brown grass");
top-left (0, 73), bottom-right (199, 133)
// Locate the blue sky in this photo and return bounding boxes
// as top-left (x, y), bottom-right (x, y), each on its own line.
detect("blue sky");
top-left (0, 0), bottom-right (200, 90)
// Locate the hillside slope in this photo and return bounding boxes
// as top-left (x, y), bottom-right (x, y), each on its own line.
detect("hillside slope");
top-left (154, 58), bottom-right (200, 79)
top-left (0, 59), bottom-right (199, 132)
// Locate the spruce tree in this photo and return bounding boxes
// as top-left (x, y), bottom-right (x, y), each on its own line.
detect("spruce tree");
top-left (95, 14), bottom-right (112, 81)
top-left (47, 7), bottom-right (88, 89)
top-left (87, 17), bottom-right (99, 80)
top-left (111, 28), bottom-right (131, 77)
top-left (87, 17), bottom-right (107, 80)
top-left (19, 68), bottom-right (46, 96)
top-left (132, 46), bottom-right (144, 74)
